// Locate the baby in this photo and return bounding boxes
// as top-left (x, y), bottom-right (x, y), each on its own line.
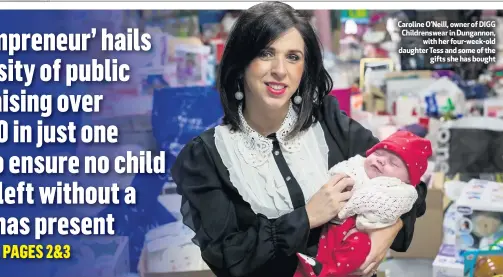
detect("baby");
top-left (295, 130), bottom-right (432, 277)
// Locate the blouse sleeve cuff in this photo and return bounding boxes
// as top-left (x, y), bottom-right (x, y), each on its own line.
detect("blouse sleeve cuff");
top-left (391, 208), bottom-right (416, 252)
top-left (415, 182), bottom-right (427, 217)
top-left (272, 207), bottom-right (310, 256)
top-left (391, 181), bottom-right (427, 252)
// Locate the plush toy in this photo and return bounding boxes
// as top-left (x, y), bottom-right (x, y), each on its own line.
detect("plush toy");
top-left (480, 232), bottom-right (503, 250)
top-left (472, 212), bottom-right (502, 238)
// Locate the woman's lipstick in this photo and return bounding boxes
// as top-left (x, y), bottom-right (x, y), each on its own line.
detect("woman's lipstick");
top-left (265, 82), bottom-right (287, 95)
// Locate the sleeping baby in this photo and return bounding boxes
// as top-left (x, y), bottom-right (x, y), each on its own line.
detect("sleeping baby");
top-left (295, 130), bottom-right (433, 277)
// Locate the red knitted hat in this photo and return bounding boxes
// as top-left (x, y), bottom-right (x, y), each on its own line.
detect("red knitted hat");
top-left (366, 130), bottom-right (433, 186)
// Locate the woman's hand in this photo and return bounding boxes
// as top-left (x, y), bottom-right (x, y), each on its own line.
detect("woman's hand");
top-left (351, 219), bottom-right (403, 277)
top-left (305, 174), bottom-right (354, 229)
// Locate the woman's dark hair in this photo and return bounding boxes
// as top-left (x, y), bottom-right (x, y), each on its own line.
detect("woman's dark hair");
top-left (217, 1), bottom-right (333, 136)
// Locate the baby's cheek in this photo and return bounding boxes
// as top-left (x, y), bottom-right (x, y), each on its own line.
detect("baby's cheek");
top-left (363, 159), bottom-right (373, 173)
top-left (383, 167), bottom-right (403, 180)
top-left (363, 163), bottom-right (374, 178)
top-left (396, 168), bottom-right (410, 183)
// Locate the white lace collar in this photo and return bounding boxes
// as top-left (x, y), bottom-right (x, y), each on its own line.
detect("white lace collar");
top-left (233, 102), bottom-right (304, 167)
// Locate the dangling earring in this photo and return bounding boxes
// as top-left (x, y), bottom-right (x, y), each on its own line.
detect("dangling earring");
top-left (293, 94), bottom-right (302, 105)
top-left (235, 83), bottom-right (244, 100)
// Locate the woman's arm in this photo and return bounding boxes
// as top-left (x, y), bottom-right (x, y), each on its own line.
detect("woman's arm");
top-left (322, 95), bottom-right (427, 251)
top-left (171, 136), bottom-right (311, 277)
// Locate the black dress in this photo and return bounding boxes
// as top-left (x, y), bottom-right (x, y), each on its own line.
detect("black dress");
top-left (171, 95), bottom-right (427, 277)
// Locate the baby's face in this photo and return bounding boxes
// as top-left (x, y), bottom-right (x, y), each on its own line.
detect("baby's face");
top-left (364, 149), bottom-right (410, 183)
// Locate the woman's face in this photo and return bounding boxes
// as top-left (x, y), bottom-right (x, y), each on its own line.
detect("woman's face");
top-left (243, 27), bottom-right (305, 111)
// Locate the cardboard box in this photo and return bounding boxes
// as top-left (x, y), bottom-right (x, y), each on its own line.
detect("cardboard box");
top-left (432, 244), bottom-right (464, 277)
top-left (389, 187), bottom-right (444, 259)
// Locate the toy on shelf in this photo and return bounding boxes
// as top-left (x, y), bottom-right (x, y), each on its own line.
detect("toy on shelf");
top-left (463, 243), bottom-right (503, 277)
top-left (434, 69), bottom-right (490, 100)
top-left (473, 256), bottom-right (503, 277)
top-left (339, 36), bottom-right (364, 62)
top-left (489, 65), bottom-right (503, 96)
top-left (473, 212), bottom-right (503, 250)
top-left (490, 237), bottom-right (503, 250)
top-left (424, 93), bottom-right (461, 121)
top-left (174, 44), bottom-right (211, 87)
top-left (362, 13), bottom-right (390, 59)
top-left (440, 98), bottom-right (459, 121)
top-left (425, 93), bottom-right (440, 118)
top-left (419, 76), bottom-right (467, 117)
top-left (455, 179), bottom-right (503, 252)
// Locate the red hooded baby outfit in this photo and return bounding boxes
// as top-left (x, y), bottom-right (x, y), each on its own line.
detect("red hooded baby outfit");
top-left (294, 131), bottom-right (432, 277)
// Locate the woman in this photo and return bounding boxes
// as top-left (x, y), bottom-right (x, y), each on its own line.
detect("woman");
top-left (171, 2), bottom-right (427, 277)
